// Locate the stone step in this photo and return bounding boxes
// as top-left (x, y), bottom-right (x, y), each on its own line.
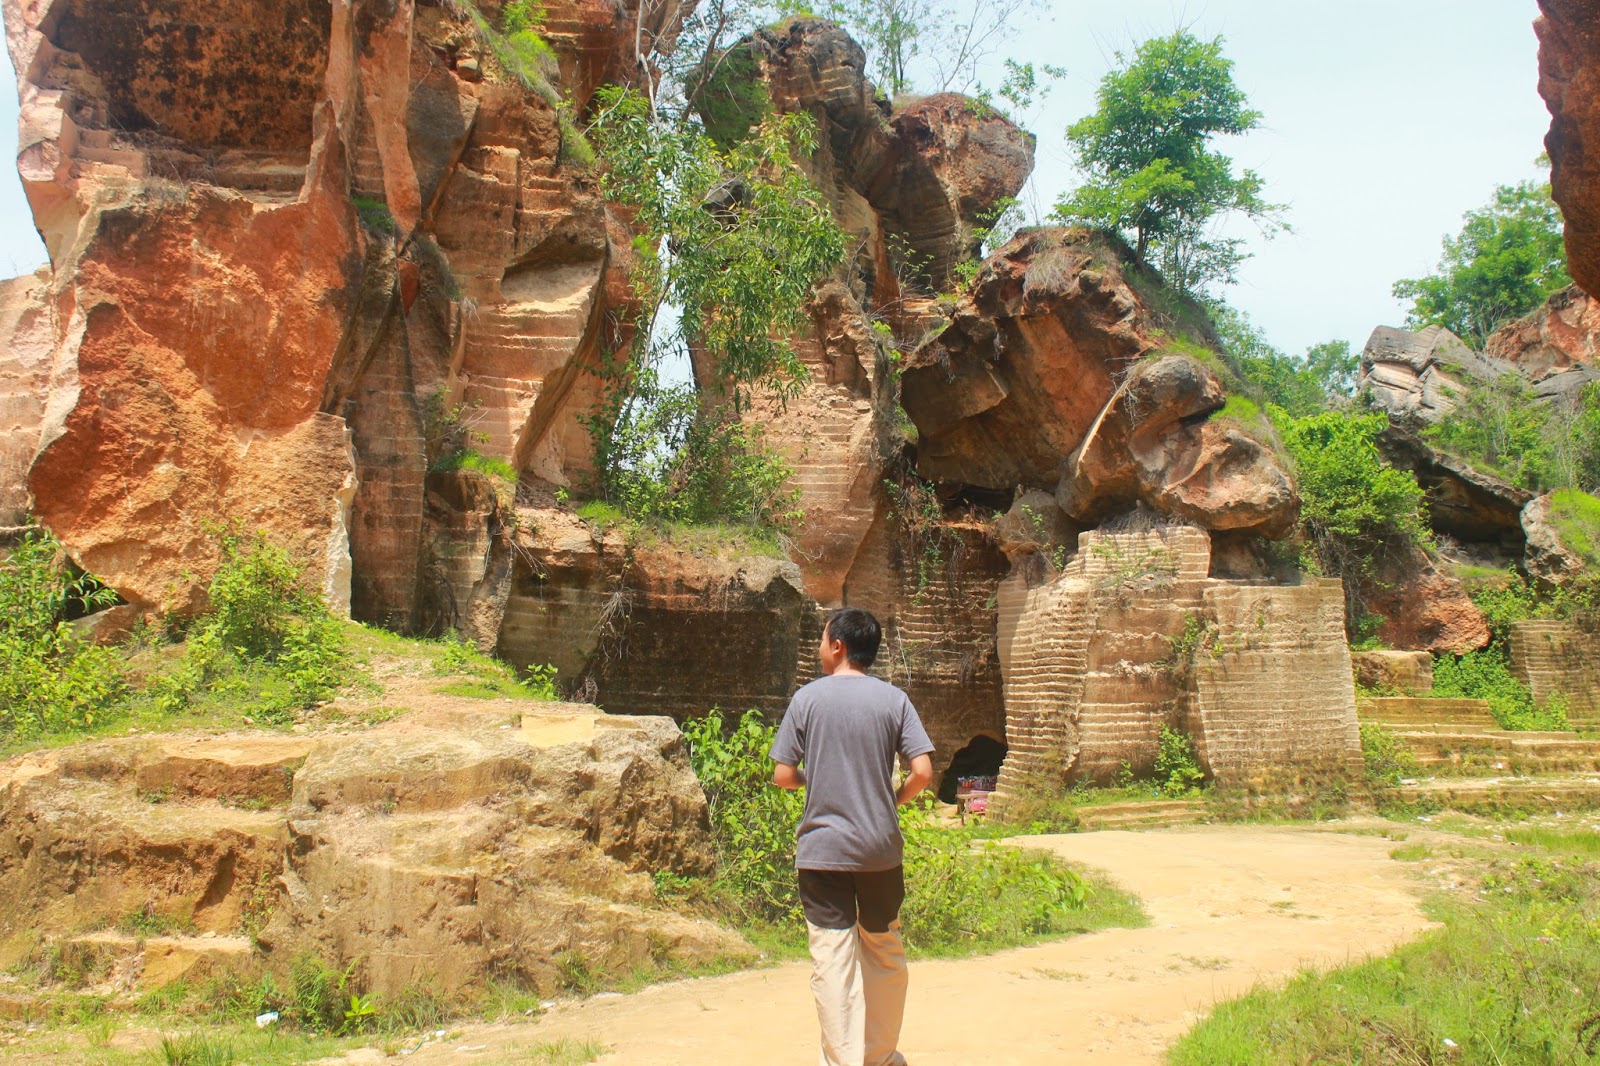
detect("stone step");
top-left (1359, 696), bottom-right (1497, 727)
top-left (60, 932), bottom-right (257, 991)
top-left (129, 735), bottom-right (314, 805)
top-left (1392, 774), bottom-right (1600, 813)
top-left (1074, 799), bottom-right (1207, 831)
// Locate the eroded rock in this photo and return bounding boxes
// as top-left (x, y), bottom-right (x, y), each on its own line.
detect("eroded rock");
top-left (1058, 355), bottom-right (1298, 538)
top-left (1359, 324), bottom-right (1509, 424)
top-left (900, 228), bottom-right (1172, 488)
top-left (0, 708), bottom-right (747, 996)
top-left (1538, 0), bottom-right (1600, 298)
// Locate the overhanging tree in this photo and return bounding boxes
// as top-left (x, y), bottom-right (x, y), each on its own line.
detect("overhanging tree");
top-left (1054, 31), bottom-right (1286, 297)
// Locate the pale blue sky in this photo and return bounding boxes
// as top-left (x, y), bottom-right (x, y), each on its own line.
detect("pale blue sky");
top-left (0, 0), bottom-right (1553, 357)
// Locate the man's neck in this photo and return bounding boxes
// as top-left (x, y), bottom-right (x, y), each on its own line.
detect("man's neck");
top-left (827, 663), bottom-right (867, 677)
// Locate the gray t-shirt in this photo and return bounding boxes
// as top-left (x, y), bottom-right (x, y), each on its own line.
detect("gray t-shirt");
top-left (769, 673), bottom-right (935, 872)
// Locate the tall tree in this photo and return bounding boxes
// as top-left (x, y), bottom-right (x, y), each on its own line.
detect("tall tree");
top-left (1054, 31), bottom-right (1285, 297)
top-left (1392, 177), bottom-right (1572, 350)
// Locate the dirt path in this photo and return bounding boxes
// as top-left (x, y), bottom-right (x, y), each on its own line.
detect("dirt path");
top-left (380, 825), bottom-right (1435, 1066)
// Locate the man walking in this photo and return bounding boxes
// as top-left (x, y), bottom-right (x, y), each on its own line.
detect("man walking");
top-left (771, 606), bottom-right (935, 1066)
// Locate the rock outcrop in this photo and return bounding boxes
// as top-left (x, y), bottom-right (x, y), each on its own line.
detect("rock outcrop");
top-left (900, 229), bottom-right (1160, 489)
top-left (1359, 324), bottom-right (1508, 424)
top-left (1058, 355), bottom-right (1298, 537)
top-left (1486, 284), bottom-right (1600, 377)
top-left (1538, 0), bottom-right (1600, 299)
top-left (0, 0), bottom-right (647, 618)
top-left (1510, 619), bottom-right (1600, 728)
top-left (1376, 423), bottom-right (1533, 547)
top-left (0, 704), bottom-right (747, 996)
top-left (992, 523), bottom-right (1360, 799)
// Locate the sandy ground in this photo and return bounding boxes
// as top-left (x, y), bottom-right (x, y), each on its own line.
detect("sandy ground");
top-left (373, 824), bottom-right (1435, 1066)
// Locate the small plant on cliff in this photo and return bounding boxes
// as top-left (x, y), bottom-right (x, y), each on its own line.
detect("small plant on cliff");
top-left (0, 527), bottom-right (125, 740)
top-left (1153, 726), bottom-right (1205, 797)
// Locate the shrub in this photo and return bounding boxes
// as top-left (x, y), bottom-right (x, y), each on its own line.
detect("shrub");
top-left (1431, 647), bottom-right (1566, 731)
top-left (1153, 726), bottom-right (1205, 796)
top-left (1549, 487), bottom-right (1600, 564)
top-left (1359, 722), bottom-right (1418, 787)
top-left (157, 531), bottom-right (345, 720)
top-left (681, 708), bottom-right (805, 924)
top-left (682, 707), bottom-right (1090, 954)
top-left (1272, 409), bottom-right (1429, 550)
top-left (0, 529), bottom-right (125, 739)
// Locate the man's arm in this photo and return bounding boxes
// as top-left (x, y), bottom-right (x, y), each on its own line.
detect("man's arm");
top-left (895, 753), bottom-right (933, 806)
top-left (773, 763), bottom-right (806, 790)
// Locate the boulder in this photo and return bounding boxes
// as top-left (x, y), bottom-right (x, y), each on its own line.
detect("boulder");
top-left (900, 228), bottom-right (1175, 488)
top-left (992, 489), bottom-right (1079, 561)
top-left (1058, 356), bottom-right (1299, 538)
top-left (1362, 547), bottom-right (1490, 654)
top-left (1359, 324), bottom-right (1510, 424)
top-left (1351, 650), bottom-right (1435, 694)
top-left (1522, 493), bottom-right (1590, 585)
top-left (878, 93), bottom-right (1037, 291)
top-left (1538, 0), bottom-right (1600, 299)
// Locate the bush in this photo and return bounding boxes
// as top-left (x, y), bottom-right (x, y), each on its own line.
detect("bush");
top-left (1272, 409), bottom-right (1429, 551)
top-left (1359, 723), bottom-right (1418, 787)
top-left (681, 708), bottom-right (805, 924)
top-left (156, 531), bottom-right (345, 721)
top-left (1153, 726), bottom-right (1205, 796)
top-left (1431, 647), bottom-right (1565, 731)
top-left (681, 708), bottom-right (1091, 954)
top-left (0, 529), bottom-right (125, 739)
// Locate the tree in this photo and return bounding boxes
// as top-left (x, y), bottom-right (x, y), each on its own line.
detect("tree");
top-left (1054, 31), bottom-right (1286, 297)
top-left (1212, 306), bottom-right (1355, 417)
top-left (1392, 178), bottom-right (1571, 350)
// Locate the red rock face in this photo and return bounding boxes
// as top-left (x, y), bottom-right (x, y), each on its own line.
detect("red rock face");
top-left (901, 228), bottom-right (1166, 489)
top-left (1538, 0), bottom-right (1600, 299)
top-left (0, 0), bottom-right (652, 617)
top-left (1365, 549), bottom-right (1490, 654)
top-left (1486, 283), bottom-right (1600, 377)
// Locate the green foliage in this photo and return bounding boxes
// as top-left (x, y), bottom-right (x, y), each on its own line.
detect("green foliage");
top-left (1055, 32), bottom-right (1286, 297)
top-left (157, 1032), bottom-right (237, 1066)
top-left (1153, 726), bottom-right (1205, 797)
top-left (1431, 647), bottom-right (1566, 731)
top-left (1393, 178), bottom-right (1571, 349)
top-left (1549, 487), bottom-right (1600, 564)
top-left (1170, 855), bottom-right (1600, 1064)
top-left (898, 809), bottom-right (1086, 953)
top-left (1212, 306), bottom-right (1355, 416)
top-left (1271, 407), bottom-right (1429, 559)
top-left (584, 86), bottom-right (843, 531)
top-left (500, 0), bottom-right (546, 34)
top-left (582, 366), bottom-right (804, 530)
top-left (884, 470), bottom-right (959, 597)
top-left (283, 954), bottom-right (368, 1035)
top-left (352, 197), bottom-right (395, 234)
top-left (591, 87), bottom-right (845, 409)
top-left (0, 529), bottom-right (125, 739)
top-left (436, 636), bottom-right (559, 701)
top-left (681, 708), bottom-right (806, 924)
top-left (527, 1038), bottom-right (608, 1065)
top-left (1358, 722), bottom-right (1418, 787)
top-left (681, 707), bottom-right (1097, 956)
top-left (154, 531), bottom-right (346, 723)
top-left (1426, 372), bottom-right (1557, 490)
top-left (1425, 379), bottom-right (1600, 494)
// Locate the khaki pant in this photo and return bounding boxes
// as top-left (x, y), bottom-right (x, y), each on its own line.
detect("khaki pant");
top-left (807, 920), bottom-right (909, 1066)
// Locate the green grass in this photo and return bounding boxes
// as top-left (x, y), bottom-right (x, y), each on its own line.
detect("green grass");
top-left (430, 448), bottom-right (518, 483)
top-left (1170, 846), bottom-right (1600, 1065)
top-left (1503, 826), bottom-right (1600, 856)
top-left (1549, 487), bottom-right (1600, 564)
top-left (526, 1038), bottom-right (607, 1065)
top-left (572, 499), bottom-right (786, 559)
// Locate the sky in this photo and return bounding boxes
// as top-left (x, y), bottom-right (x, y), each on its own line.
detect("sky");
top-left (0, 0), bottom-right (1555, 358)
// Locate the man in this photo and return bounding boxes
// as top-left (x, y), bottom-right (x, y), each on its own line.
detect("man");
top-left (770, 606), bottom-right (935, 1066)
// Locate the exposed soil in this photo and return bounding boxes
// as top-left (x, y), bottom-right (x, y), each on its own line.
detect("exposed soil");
top-left (378, 824), bottom-right (1436, 1065)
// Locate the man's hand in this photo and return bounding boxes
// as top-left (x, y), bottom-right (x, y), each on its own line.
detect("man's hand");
top-left (895, 753), bottom-right (933, 806)
top-left (773, 763), bottom-right (806, 790)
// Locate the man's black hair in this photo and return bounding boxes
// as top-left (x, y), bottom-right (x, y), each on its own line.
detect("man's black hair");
top-left (825, 606), bottom-right (881, 668)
